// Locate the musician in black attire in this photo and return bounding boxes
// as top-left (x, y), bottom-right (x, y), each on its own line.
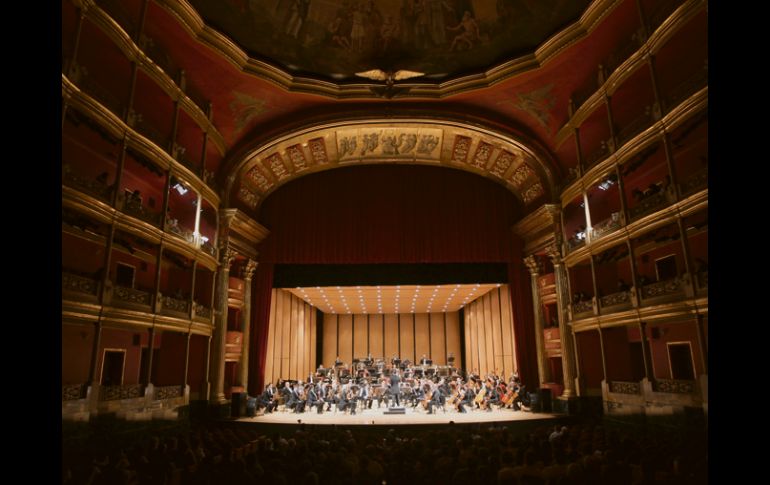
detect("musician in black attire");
top-left (259, 383), bottom-right (278, 413)
top-left (307, 385), bottom-right (324, 414)
top-left (389, 370), bottom-right (401, 407)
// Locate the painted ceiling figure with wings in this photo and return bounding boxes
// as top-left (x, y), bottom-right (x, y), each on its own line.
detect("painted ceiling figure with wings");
top-left (355, 69), bottom-right (425, 98)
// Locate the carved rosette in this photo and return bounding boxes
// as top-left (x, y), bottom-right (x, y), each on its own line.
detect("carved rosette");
top-left (450, 135), bottom-right (472, 164)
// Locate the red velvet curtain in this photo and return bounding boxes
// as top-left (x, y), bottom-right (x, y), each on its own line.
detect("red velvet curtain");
top-left (249, 262), bottom-right (274, 394)
top-left (257, 165), bottom-right (518, 264)
top-left (508, 261), bottom-right (539, 392)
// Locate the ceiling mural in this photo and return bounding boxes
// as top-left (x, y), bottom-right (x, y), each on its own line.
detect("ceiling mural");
top-left (191, 0), bottom-right (592, 82)
top-left (233, 120), bottom-right (551, 210)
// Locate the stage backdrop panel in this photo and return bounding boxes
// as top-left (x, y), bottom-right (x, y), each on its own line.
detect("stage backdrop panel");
top-left (263, 289), bottom-right (316, 383)
top-left (464, 285), bottom-right (516, 378)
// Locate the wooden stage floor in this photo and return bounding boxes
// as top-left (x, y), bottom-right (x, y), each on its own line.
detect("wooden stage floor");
top-left (236, 405), bottom-right (560, 426)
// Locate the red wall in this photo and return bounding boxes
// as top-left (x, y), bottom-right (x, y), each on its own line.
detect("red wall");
top-left (635, 240), bottom-right (684, 282)
top-left (648, 320), bottom-right (704, 379)
top-left (62, 233), bottom-right (105, 274)
top-left (188, 334), bottom-right (208, 396)
top-left (97, 328), bottom-right (144, 385)
top-left (602, 327), bottom-right (635, 381)
top-left (153, 331), bottom-right (187, 386)
top-left (110, 249), bottom-right (156, 292)
top-left (62, 324), bottom-right (95, 384)
top-left (576, 330), bottom-right (603, 389)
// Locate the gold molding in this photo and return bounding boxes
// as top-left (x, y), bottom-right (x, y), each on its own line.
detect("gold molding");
top-left (555, 0), bottom-right (707, 147)
top-left (154, 0), bottom-right (621, 99)
top-left (63, 74), bottom-right (221, 207)
top-left (570, 296), bottom-right (708, 332)
top-left (220, 208), bottom-right (270, 244)
top-left (83, 3), bottom-right (226, 155)
top-left (229, 119), bottom-right (555, 210)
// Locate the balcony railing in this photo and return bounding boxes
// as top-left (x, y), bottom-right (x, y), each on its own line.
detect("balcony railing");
top-left (628, 189), bottom-right (672, 221)
top-left (567, 236), bottom-right (586, 252)
top-left (79, 75), bottom-right (125, 119)
top-left (572, 81), bottom-right (597, 111)
top-left (664, 67), bottom-right (708, 113)
top-left (62, 272), bottom-right (99, 296)
top-left (591, 212), bottom-right (622, 239)
top-left (100, 384), bottom-right (144, 401)
top-left (640, 276), bottom-right (684, 299)
top-left (201, 240), bottom-right (217, 257)
top-left (62, 384), bottom-right (87, 401)
top-left (194, 302), bottom-right (212, 320)
top-left (113, 285), bottom-right (153, 306)
top-left (155, 385), bottom-right (184, 400)
top-left (573, 299), bottom-right (594, 315)
top-left (616, 109), bottom-right (654, 147)
top-left (160, 295), bottom-right (190, 315)
top-left (142, 35), bottom-right (178, 79)
top-left (609, 381), bottom-right (641, 395)
top-left (166, 219), bottom-right (196, 244)
top-left (135, 116), bottom-right (170, 151)
top-left (680, 168), bottom-right (708, 197)
top-left (123, 200), bottom-right (162, 226)
top-left (600, 290), bottom-right (631, 309)
top-left (63, 168), bottom-right (113, 202)
top-left (653, 379), bottom-right (696, 394)
top-left (583, 141), bottom-right (610, 170)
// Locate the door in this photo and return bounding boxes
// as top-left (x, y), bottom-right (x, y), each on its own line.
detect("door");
top-left (101, 349), bottom-right (125, 386)
top-left (668, 342), bottom-right (695, 380)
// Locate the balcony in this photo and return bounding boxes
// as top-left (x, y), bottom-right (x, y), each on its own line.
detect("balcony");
top-left (134, 115), bottom-right (170, 151)
top-left (608, 381), bottom-right (641, 395)
top-left (122, 197), bottom-right (162, 227)
top-left (62, 272), bottom-right (99, 298)
top-left (100, 384), bottom-right (145, 401)
top-left (653, 379), bottom-right (696, 394)
top-left (165, 218), bottom-right (195, 244)
top-left (112, 285), bottom-right (153, 307)
top-left (680, 168), bottom-right (708, 197)
top-left (583, 141), bottom-right (610, 170)
top-left (616, 108), bottom-right (655, 147)
top-left (154, 385), bottom-right (184, 400)
top-left (629, 186), bottom-right (675, 221)
top-left (663, 66), bottom-right (708, 114)
top-left (604, 34), bottom-right (642, 77)
top-left (566, 235), bottom-right (586, 252)
top-left (201, 240), bottom-right (217, 258)
top-left (159, 294), bottom-right (190, 316)
top-left (193, 302), bottom-right (212, 321)
top-left (225, 331), bottom-right (243, 357)
top-left (591, 212), bottom-right (623, 240)
top-left (599, 290), bottom-right (633, 312)
top-left (62, 384), bottom-right (87, 401)
top-left (78, 74), bottom-right (125, 119)
top-left (62, 167), bottom-right (113, 203)
top-left (572, 298), bottom-right (595, 318)
top-left (640, 275), bottom-right (686, 300)
top-left (141, 34), bottom-right (178, 79)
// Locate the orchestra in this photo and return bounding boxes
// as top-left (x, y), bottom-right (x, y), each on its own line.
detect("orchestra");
top-left (252, 356), bottom-right (532, 416)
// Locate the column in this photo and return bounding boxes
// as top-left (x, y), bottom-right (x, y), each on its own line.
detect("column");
top-left (210, 247), bottom-right (236, 403)
top-left (523, 255), bottom-right (550, 386)
top-left (237, 259), bottom-right (258, 391)
top-left (545, 243), bottom-right (577, 399)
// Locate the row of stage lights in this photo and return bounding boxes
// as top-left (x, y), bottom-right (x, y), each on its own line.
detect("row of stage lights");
top-left (295, 283), bottom-right (504, 315)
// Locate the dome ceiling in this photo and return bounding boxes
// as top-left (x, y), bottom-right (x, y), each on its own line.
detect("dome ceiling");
top-left (190, 0), bottom-right (592, 83)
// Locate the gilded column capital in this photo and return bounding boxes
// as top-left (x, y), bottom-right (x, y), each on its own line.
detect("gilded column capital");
top-left (242, 259), bottom-right (258, 280)
top-left (523, 255), bottom-right (542, 276)
top-left (219, 247), bottom-right (237, 268)
top-left (545, 243), bottom-right (562, 264)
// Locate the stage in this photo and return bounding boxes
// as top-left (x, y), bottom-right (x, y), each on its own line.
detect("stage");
top-left (236, 405), bottom-right (561, 426)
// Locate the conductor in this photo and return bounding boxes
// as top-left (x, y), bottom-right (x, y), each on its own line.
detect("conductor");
top-left (389, 369), bottom-right (401, 407)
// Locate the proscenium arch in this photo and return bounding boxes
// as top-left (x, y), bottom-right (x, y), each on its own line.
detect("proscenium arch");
top-left (225, 118), bottom-right (559, 213)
